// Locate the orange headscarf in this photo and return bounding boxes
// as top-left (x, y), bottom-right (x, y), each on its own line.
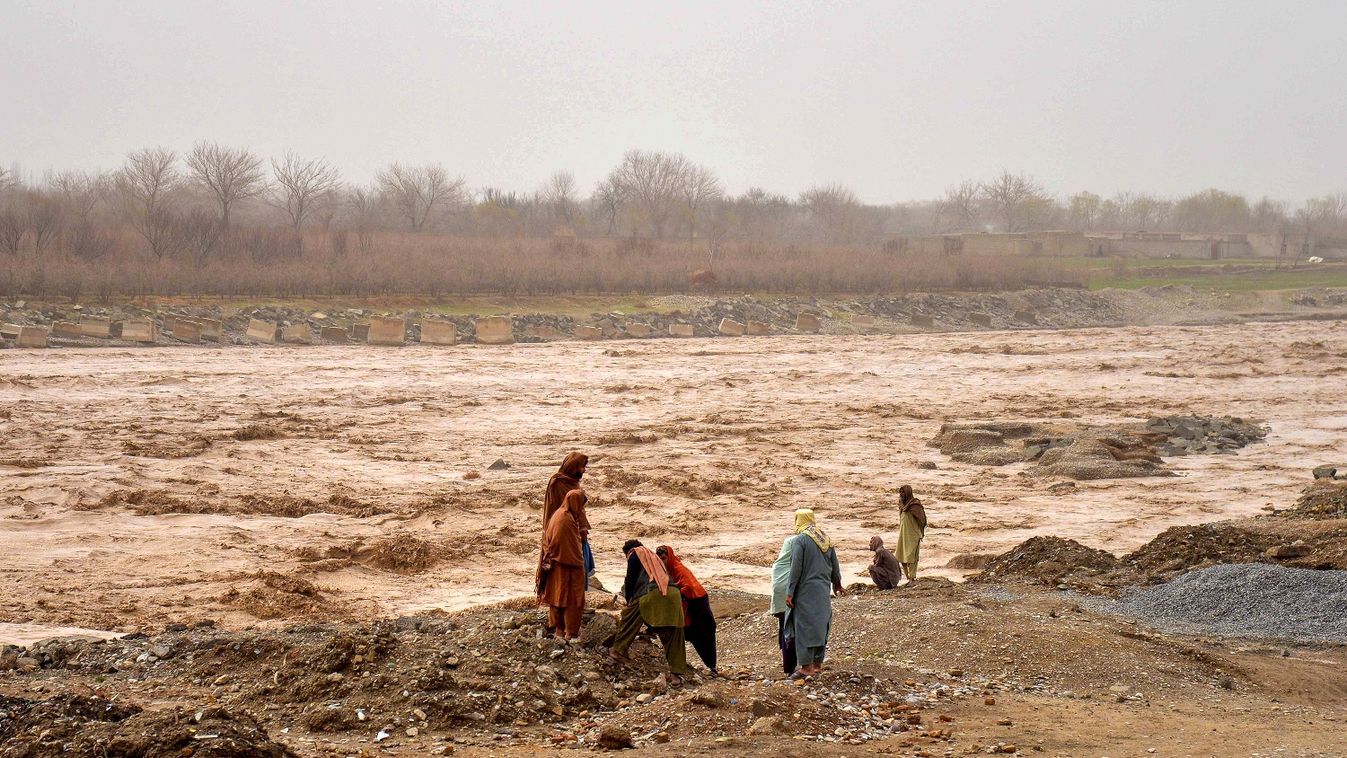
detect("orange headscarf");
top-left (657, 545), bottom-right (706, 600)
top-left (630, 545), bottom-right (670, 596)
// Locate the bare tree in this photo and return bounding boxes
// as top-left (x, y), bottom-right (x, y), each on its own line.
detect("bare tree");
top-left (940, 180), bottom-right (982, 231)
top-left (607, 150), bottom-right (690, 238)
top-left (541, 171), bottom-right (578, 228)
top-left (679, 164), bottom-right (722, 245)
top-left (26, 191), bottom-right (63, 254)
top-left (981, 171), bottom-right (1050, 232)
top-left (345, 184), bottom-right (382, 254)
top-left (1067, 191), bottom-right (1102, 231)
top-left (271, 153), bottom-right (341, 256)
top-left (116, 147), bottom-right (180, 259)
top-left (49, 170), bottom-right (107, 225)
top-left (376, 163), bottom-right (465, 231)
top-left (800, 183), bottom-right (861, 242)
top-left (591, 177), bottom-right (625, 236)
top-left (0, 166), bottom-right (18, 193)
top-left (0, 205), bottom-right (23, 254)
top-left (185, 142), bottom-right (266, 235)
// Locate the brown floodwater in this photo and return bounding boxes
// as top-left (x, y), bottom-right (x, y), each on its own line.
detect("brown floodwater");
top-left (2, 321), bottom-right (1344, 639)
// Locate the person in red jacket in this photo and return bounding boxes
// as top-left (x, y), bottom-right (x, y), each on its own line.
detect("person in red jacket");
top-left (657, 544), bottom-right (718, 676)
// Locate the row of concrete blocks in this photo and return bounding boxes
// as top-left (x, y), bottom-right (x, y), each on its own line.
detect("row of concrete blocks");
top-left (1, 316), bottom-right (225, 348)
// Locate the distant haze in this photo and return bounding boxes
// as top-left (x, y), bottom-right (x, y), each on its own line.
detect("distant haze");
top-left (3, 0), bottom-right (1344, 204)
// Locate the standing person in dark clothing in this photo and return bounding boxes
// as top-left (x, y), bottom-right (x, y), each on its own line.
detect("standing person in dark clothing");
top-left (770, 530), bottom-right (797, 675)
top-left (609, 540), bottom-right (688, 684)
top-left (657, 545), bottom-right (718, 676)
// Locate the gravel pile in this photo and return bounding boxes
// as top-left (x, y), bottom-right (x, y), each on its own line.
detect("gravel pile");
top-left (1094, 563), bottom-right (1347, 644)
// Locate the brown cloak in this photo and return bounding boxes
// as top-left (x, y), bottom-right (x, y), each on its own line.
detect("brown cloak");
top-left (899, 485), bottom-right (928, 532)
top-left (538, 490), bottom-right (587, 608)
top-left (543, 452), bottom-right (590, 532)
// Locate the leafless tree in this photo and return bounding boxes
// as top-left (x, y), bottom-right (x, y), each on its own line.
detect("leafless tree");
top-left (800, 183), bottom-right (861, 242)
top-left (346, 184), bottom-right (382, 253)
top-left (171, 207), bottom-right (223, 268)
top-left (608, 150), bottom-right (691, 238)
top-left (680, 164), bottom-right (722, 245)
top-left (0, 205), bottom-right (23, 254)
top-left (185, 141), bottom-right (266, 235)
top-left (376, 163), bottom-right (465, 231)
top-left (541, 171), bottom-right (578, 228)
top-left (271, 153), bottom-right (342, 256)
top-left (1067, 191), bottom-right (1102, 231)
top-left (0, 166), bottom-right (18, 193)
top-left (25, 191), bottom-right (63, 254)
top-left (940, 180), bottom-right (982, 231)
top-left (49, 170), bottom-right (107, 225)
top-left (591, 177), bottom-right (625, 236)
top-left (981, 171), bottom-right (1050, 232)
top-left (116, 147), bottom-right (180, 259)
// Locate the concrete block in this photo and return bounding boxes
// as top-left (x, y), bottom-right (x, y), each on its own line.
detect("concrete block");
top-left (246, 318), bottom-right (278, 344)
top-left (321, 326), bottom-right (349, 343)
top-left (121, 319), bottom-right (158, 343)
top-left (1014, 309), bottom-right (1038, 324)
top-left (795, 313), bottom-right (821, 333)
top-left (910, 314), bottom-right (934, 329)
top-left (1, 323), bottom-right (23, 339)
top-left (669, 323), bottom-right (695, 338)
top-left (524, 324), bottom-right (565, 341)
top-left (747, 320), bottom-right (771, 336)
top-left (16, 326), bottom-right (48, 348)
top-left (282, 323), bottom-right (313, 344)
top-left (367, 316), bottom-right (407, 346)
top-left (574, 326), bottom-right (603, 340)
top-left (172, 319), bottom-right (203, 343)
top-left (625, 322), bottom-right (654, 338)
top-left (853, 315), bottom-right (877, 328)
top-left (352, 323), bottom-right (370, 341)
top-left (79, 317), bottom-right (112, 338)
top-left (718, 318), bottom-right (746, 336)
top-left (420, 319), bottom-right (458, 346)
top-left (51, 321), bottom-right (83, 338)
top-left (969, 312), bottom-right (993, 327)
top-left (199, 318), bottom-right (223, 341)
top-left (474, 316), bottom-right (514, 345)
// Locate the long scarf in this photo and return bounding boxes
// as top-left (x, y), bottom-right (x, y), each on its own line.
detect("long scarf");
top-left (658, 545), bottom-right (707, 600)
top-left (632, 545), bottom-right (671, 596)
top-left (794, 508), bottom-right (831, 552)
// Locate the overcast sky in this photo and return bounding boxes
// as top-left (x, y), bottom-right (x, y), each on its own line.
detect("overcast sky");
top-left (3, 0), bottom-right (1344, 204)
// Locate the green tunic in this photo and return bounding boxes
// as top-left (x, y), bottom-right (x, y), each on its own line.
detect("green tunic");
top-left (897, 510), bottom-right (924, 564)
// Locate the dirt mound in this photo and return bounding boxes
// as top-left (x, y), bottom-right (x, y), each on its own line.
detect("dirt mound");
top-left (973, 536), bottom-right (1120, 587)
top-left (944, 553), bottom-right (997, 570)
top-left (221, 571), bottom-right (333, 620)
top-left (1035, 438), bottom-right (1171, 480)
top-left (1122, 523), bottom-right (1279, 583)
top-left (1287, 481), bottom-right (1347, 519)
top-left (722, 542), bottom-right (782, 567)
top-left (357, 534), bottom-right (443, 574)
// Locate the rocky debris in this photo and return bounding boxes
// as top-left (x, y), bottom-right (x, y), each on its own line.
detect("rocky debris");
top-left (1121, 523), bottom-right (1280, 583)
top-left (488, 458), bottom-right (511, 471)
top-left (1144, 416), bottom-right (1267, 456)
top-left (1287, 481), bottom-right (1347, 519)
top-left (973, 537), bottom-right (1120, 588)
top-left (597, 725), bottom-right (634, 749)
top-left (1096, 563), bottom-right (1347, 644)
top-left (1313, 465), bottom-right (1344, 480)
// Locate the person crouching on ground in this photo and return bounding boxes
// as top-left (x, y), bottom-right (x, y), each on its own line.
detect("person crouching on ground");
top-left (657, 545), bottom-right (718, 677)
top-left (610, 540), bottom-right (689, 685)
top-left (868, 535), bottom-right (902, 590)
top-left (537, 489), bottom-right (588, 640)
top-left (897, 485), bottom-right (927, 583)
top-left (785, 508), bottom-right (845, 678)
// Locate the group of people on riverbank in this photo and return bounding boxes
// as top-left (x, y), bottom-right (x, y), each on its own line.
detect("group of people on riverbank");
top-left (534, 452), bottom-right (926, 683)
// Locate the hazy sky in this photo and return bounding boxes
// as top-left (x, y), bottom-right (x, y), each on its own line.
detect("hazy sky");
top-left (3, 0), bottom-right (1344, 204)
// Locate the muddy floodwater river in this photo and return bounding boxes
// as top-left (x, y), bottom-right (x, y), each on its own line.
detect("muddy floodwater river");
top-left (2, 321), bottom-right (1345, 637)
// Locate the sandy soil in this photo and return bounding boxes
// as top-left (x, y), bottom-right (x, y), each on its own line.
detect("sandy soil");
top-left (2, 321), bottom-right (1346, 638)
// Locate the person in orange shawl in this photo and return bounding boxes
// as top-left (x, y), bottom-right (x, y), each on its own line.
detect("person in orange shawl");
top-left (537, 489), bottom-right (588, 640)
top-left (610, 539), bottom-right (688, 684)
top-left (657, 545), bottom-right (718, 676)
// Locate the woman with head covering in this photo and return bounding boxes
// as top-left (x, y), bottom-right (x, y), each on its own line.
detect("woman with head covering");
top-left (537, 489), bottom-right (588, 640)
top-left (770, 531), bottom-right (798, 675)
top-left (609, 539), bottom-right (688, 685)
top-left (656, 545), bottom-right (717, 676)
top-left (897, 485), bottom-right (928, 583)
top-left (538, 452), bottom-right (593, 634)
top-left (785, 508), bottom-right (846, 677)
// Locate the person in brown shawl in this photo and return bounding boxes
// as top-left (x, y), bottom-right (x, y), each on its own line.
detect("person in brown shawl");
top-left (538, 489), bottom-right (588, 640)
top-left (867, 535), bottom-right (902, 590)
top-left (897, 484), bottom-right (928, 583)
top-left (539, 452), bottom-right (591, 636)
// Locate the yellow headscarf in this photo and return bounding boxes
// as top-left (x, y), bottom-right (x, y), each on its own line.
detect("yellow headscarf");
top-left (794, 508), bottom-right (831, 552)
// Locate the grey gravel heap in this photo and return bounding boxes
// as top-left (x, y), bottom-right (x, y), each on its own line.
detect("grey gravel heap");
top-left (1093, 563), bottom-right (1347, 644)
